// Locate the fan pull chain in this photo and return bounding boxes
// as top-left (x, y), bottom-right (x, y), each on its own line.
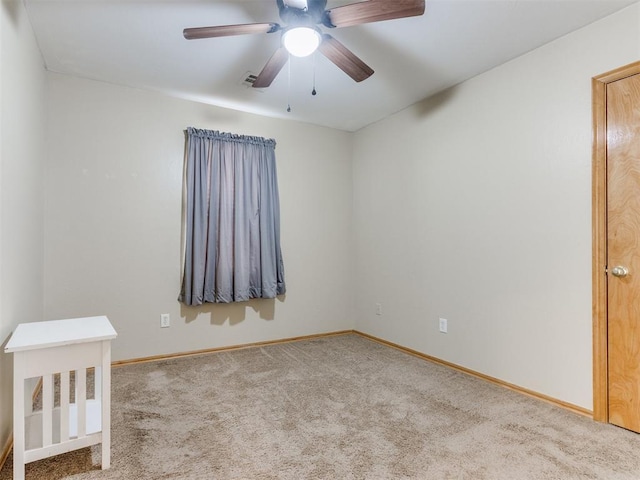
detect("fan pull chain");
top-left (287, 54), bottom-right (292, 113)
top-left (312, 52), bottom-right (317, 96)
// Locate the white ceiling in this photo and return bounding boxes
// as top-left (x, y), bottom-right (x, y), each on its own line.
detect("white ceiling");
top-left (26, 0), bottom-right (638, 132)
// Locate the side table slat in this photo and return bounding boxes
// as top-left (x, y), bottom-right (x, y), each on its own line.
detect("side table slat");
top-left (76, 368), bottom-right (87, 438)
top-left (42, 375), bottom-right (53, 447)
top-left (60, 372), bottom-right (70, 442)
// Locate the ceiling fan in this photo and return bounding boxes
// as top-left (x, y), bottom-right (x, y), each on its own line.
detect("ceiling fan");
top-left (183, 0), bottom-right (426, 88)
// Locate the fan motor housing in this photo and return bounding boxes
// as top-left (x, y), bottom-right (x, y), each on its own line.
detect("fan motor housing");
top-left (277, 0), bottom-right (328, 26)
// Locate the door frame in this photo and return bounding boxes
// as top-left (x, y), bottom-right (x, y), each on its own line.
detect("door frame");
top-left (592, 61), bottom-right (640, 422)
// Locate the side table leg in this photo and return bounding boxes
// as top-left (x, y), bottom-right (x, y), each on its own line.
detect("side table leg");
top-left (101, 341), bottom-right (111, 469)
top-left (13, 354), bottom-right (25, 480)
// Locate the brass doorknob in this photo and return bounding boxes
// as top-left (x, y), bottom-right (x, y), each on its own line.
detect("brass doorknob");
top-left (611, 266), bottom-right (630, 277)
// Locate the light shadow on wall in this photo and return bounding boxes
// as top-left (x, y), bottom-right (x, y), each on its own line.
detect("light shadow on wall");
top-left (180, 295), bottom-right (285, 326)
top-left (1, 0), bottom-right (21, 26)
top-left (410, 84), bottom-right (460, 120)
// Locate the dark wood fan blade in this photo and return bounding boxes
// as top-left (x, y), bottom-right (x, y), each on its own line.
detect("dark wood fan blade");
top-left (318, 34), bottom-right (373, 82)
top-left (184, 23), bottom-right (280, 40)
top-left (325, 0), bottom-right (425, 28)
top-left (252, 47), bottom-right (289, 88)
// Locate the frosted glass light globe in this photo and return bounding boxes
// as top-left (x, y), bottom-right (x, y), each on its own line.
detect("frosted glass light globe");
top-left (282, 27), bottom-right (321, 57)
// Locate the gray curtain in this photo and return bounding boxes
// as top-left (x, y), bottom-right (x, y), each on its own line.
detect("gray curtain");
top-left (179, 128), bottom-right (286, 305)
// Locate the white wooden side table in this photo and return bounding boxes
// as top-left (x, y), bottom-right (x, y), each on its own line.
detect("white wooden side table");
top-left (4, 316), bottom-right (117, 480)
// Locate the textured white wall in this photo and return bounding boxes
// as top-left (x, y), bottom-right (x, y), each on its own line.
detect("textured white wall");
top-left (44, 74), bottom-right (354, 362)
top-left (0, 0), bottom-right (46, 456)
top-left (352, 5), bottom-right (640, 410)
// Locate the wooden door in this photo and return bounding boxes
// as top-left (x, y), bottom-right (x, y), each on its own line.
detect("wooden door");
top-left (606, 72), bottom-right (640, 432)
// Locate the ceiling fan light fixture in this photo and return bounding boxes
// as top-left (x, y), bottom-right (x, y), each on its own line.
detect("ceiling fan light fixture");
top-left (282, 27), bottom-right (321, 57)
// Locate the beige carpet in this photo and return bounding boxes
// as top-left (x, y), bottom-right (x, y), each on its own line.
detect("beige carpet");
top-left (2, 333), bottom-right (640, 479)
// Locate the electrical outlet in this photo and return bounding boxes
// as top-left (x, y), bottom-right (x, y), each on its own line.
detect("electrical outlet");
top-left (160, 313), bottom-right (170, 328)
top-left (375, 303), bottom-right (383, 316)
top-left (439, 317), bottom-right (448, 333)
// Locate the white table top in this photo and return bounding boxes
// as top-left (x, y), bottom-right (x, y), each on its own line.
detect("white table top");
top-left (4, 316), bottom-right (117, 353)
